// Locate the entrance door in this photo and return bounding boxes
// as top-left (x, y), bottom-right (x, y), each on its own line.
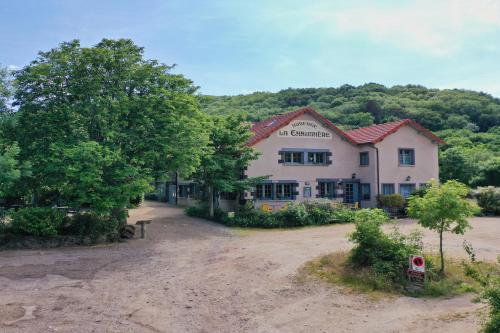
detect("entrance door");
top-left (343, 183), bottom-right (359, 204)
top-left (168, 184), bottom-right (177, 204)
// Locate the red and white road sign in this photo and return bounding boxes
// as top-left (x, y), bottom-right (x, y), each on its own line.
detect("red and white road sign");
top-left (410, 255), bottom-right (425, 273)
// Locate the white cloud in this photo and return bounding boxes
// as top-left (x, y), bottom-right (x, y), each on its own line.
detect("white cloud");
top-left (273, 0), bottom-right (500, 57)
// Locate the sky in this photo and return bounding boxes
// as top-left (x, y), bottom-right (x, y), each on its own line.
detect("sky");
top-left (1, 0), bottom-right (500, 97)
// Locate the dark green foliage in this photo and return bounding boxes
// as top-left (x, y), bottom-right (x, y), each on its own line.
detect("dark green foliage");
top-left (184, 204), bottom-right (226, 222)
top-left (13, 39), bottom-right (209, 216)
top-left (10, 207), bottom-right (65, 237)
top-left (473, 187), bottom-right (500, 216)
top-left (129, 195), bottom-right (143, 208)
top-left (192, 114), bottom-right (260, 218)
top-left (60, 213), bottom-right (119, 240)
top-left (0, 65), bottom-right (11, 113)
top-left (349, 209), bottom-right (423, 282)
top-left (201, 84), bottom-right (500, 131)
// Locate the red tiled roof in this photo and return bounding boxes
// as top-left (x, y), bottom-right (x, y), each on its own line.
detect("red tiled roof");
top-left (346, 119), bottom-right (446, 144)
top-left (248, 107), bottom-right (445, 146)
top-left (247, 107), bottom-right (357, 146)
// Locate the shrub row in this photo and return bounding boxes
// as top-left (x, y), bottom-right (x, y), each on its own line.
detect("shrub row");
top-left (0, 207), bottom-right (121, 247)
top-left (186, 200), bottom-right (356, 228)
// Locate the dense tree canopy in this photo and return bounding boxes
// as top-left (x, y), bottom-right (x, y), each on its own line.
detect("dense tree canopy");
top-left (0, 65), bottom-right (12, 114)
top-left (192, 114), bottom-right (260, 217)
top-left (200, 84), bottom-right (500, 186)
top-left (12, 39), bottom-right (209, 214)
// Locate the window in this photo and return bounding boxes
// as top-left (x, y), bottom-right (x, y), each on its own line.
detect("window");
top-left (344, 183), bottom-right (355, 203)
top-left (276, 183), bottom-right (293, 200)
top-left (399, 148), bottom-right (415, 166)
top-left (189, 183), bottom-right (198, 199)
top-left (318, 182), bottom-right (336, 198)
top-left (178, 185), bottom-right (189, 198)
top-left (399, 184), bottom-right (416, 198)
top-left (255, 183), bottom-right (297, 200)
top-left (283, 151), bottom-right (303, 164)
top-left (280, 149), bottom-right (331, 165)
top-left (361, 183), bottom-right (371, 200)
top-left (307, 152), bottom-right (326, 165)
top-left (382, 183), bottom-right (395, 195)
top-left (256, 184), bottom-right (273, 200)
top-left (360, 152), bottom-right (369, 166)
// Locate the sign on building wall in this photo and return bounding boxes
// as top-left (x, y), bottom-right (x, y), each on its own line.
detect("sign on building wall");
top-left (277, 120), bottom-right (332, 139)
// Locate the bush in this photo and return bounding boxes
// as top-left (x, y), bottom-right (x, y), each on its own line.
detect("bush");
top-left (304, 200), bottom-right (355, 225)
top-left (473, 187), bottom-right (500, 215)
top-left (349, 209), bottom-right (423, 283)
top-left (186, 199), bottom-right (356, 228)
top-left (227, 210), bottom-right (280, 228)
top-left (376, 194), bottom-right (405, 208)
top-left (185, 204), bottom-right (226, 223)
top-left (10, 207), bottom-right (65, 237)
top-left (463, 242), bottom-right (500, 333)
top-left (276, 202), bottom-right (309, 226)
top-left (60, 213), bottom-right (119, 240)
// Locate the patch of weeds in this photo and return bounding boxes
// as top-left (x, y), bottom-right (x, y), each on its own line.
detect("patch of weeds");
top-left (302, 251), bottom-right (498, 298)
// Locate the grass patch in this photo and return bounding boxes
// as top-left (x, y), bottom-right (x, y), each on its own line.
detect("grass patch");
top-left (301, 251), bottom-right (499, 298)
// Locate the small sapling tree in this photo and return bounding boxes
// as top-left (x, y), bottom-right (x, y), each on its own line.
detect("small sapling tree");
top-left (407, 179), bottom-right (478, 275)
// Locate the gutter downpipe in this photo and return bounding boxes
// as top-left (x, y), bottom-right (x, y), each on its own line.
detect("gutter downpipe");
top-left (370, 144), bottom-right (380, 197)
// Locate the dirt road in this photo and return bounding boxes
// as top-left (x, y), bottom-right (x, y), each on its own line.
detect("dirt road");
top-left (0, 201), bottom-right (498, 332)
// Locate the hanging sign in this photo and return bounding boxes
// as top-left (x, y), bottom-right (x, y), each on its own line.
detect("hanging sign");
top-left (277, 120), bottom-right (332, 139)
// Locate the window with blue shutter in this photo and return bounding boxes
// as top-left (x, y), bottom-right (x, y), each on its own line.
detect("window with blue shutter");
top-left (279, 149), bottom-right (331, 165)
top-left (317, 181), bottom-right (336, 198)
top-left (255, 182), bottom-right (298, 200)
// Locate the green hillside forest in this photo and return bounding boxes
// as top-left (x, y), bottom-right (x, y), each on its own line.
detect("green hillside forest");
top-left (200, 84), bottom-right (500, 186)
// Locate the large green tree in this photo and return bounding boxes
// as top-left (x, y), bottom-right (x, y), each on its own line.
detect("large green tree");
top-left (193, 114), bottom-right (260, 218)
top-left (0, 65), bottom-right (11, 114)
top-left (14, 39), bottom-right (209, 216)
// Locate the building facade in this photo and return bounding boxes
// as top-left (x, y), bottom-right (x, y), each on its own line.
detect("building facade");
top-left (155, 107), bottom-right (444, 210)
top-left (243, 107), bottom-right (444, 209)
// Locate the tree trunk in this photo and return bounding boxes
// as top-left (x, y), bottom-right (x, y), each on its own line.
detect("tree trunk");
top-left (439, 226), bottom-right (445, 275)
top-left (208, 184), bottom-right (214, 219)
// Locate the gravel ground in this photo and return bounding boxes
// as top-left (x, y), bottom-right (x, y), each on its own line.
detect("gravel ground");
top-left (0, 201), bottom-right (498, 333)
